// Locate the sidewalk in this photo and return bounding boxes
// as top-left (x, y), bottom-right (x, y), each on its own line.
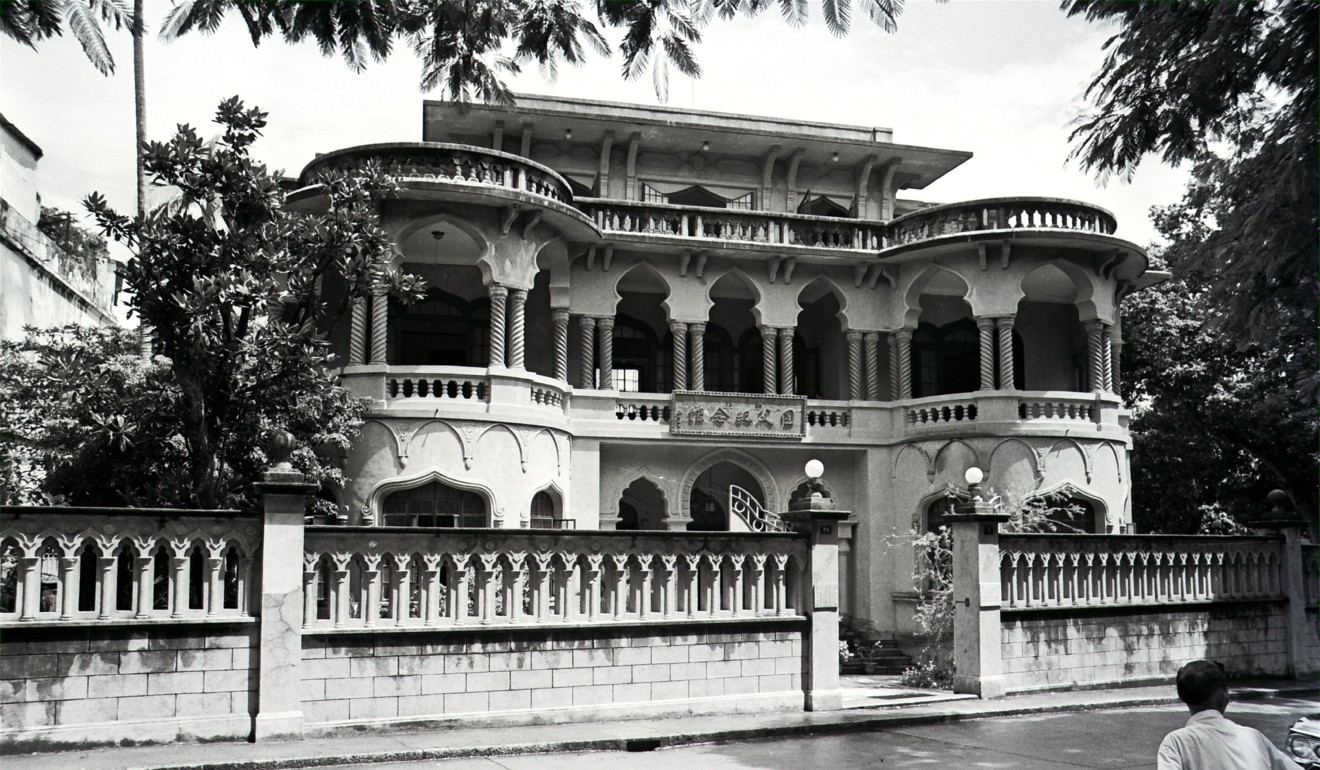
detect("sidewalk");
top-left (6, 677), bottom-right (1315, 770)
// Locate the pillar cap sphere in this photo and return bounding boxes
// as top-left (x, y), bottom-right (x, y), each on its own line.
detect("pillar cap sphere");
top-left (964, 467), bottom-right (984, 486)
top-left (805, 459), bottom-right (824, 480)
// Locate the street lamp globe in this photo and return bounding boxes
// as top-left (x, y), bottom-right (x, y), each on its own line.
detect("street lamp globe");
top-left (805, 459), bottom-right (824, 480)
top-left (964, 467), bottom-right (984, 486)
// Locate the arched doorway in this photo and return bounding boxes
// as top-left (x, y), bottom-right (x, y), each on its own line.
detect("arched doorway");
top-left (617, 478), bottom-right (667, 531)
top-left (688, 461), bottom-right (765, 531)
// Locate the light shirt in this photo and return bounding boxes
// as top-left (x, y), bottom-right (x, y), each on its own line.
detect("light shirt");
top-left (1157, 709), bottom-right (1302, 770)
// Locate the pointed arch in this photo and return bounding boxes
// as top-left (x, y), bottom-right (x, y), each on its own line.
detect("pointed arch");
top-left (1047, 437), bottom-right (1092, 482)
top-left (990, 437), bottom-right (1041, 479)
top-left (933, 438), bottom-right (984, 475)
top-left (1018, 259), bottom-right (1102, 322)
top-left (395, 213), bottom-right (493, 263)
top-left (892, 443), bottom-right (935, 484)
top-left (795, 275), bottom-right (852, 331)
top-left (366, 470), bottom-right (496, 526)
top-left (477, 423), bottom-right (525, 472)
top-left (679, 449), bottom-right (780, 518)
top-left (604, 470), bottom-right (673, 517)
top-left (706, 267), bottom-right (763, 305)
top-left (1026, 481), bottom-right (1109, 533)
top-left (901, 264), bottom-right (971, 328)
top-left (527, 480), bottom-right (566, 528)
top-left (610, 260), bottom-right (674, 311)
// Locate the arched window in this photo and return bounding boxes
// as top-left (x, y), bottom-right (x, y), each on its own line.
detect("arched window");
top-left (913, 319), bottom-right (980, 397)
top-left (382, 481), bottom-right (486, 527)
top-left (392, 289), bottom-right (490, 367)
top-left (737, 328), bottom-right (764, 394)
top-left (704, 325), bottom-right (739, 393)
top-left (529, 491), bottom-right (562, 529)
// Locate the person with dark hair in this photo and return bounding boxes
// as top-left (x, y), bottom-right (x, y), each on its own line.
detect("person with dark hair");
top-left (1157, 660), bottom-right (1301, 769)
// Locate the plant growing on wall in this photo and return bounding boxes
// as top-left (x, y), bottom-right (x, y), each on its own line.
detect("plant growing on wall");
top-left (896, 489), bottom-right (1083, 689)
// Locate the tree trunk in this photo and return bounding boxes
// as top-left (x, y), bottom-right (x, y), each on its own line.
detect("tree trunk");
top-left (133, 0), bottom-right (151, 361)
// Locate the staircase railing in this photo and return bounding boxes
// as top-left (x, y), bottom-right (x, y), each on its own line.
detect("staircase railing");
top-left (729, 485), bottom-right (791, 533)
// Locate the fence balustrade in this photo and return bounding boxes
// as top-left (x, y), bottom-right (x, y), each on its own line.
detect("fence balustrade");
top-left (998, 535), bottom-right (1285, 610)
top-left (0, 508), bottom-right (259, 624)
top-left (907, 402), bottom-right (978, 426)
top-left (301, 528), bottom-right (807, 630)
top-left (887, 197), bottom-right (1117, 248)
top-left (387, 374), bottom-right (489, 401)
top-left (615, 400), bottom-right (671, 423)
top-left (1018, 399), bottom-right (1095, 421)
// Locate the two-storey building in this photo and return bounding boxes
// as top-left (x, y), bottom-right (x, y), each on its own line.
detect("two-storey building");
top-left (290, 95), bottom-right (1166, 637)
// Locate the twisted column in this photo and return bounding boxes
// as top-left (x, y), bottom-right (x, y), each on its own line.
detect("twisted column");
top-left (348, 298), bottom-right (367, 365)
top-left (1084, 320), bottom-right (1104, 392)
top-left (689, 323), bottom-right (706, 391)
top-left (670, 321), bottom-right (689, 391)
top-left (887, 333), bottom-right (899, 401)
top-left (761, 326), bottom-right (778, 395)
top-left (778, 327), bottom-right (795, 395)
top-left (1111, 339), bottom-right (1124, 394)
top-left (846, 331), bottom-right (863, 400)
top-left (996, 316), bottom-right (1016, 390)
top-left (597, 316), bottom-right (615, 390)
top-left (369, 287), bottom-right (388, 364)
top-left (578, 315), bottom-right (596, 388)
top-left (551, 308), bottom-right (570, 381)
top-left (488, 285), bottom-right (508, 368)
top-left (896, 329), bottom-right (913, 399)
top-left (507, 288), bottom-right (527, 370)
top-left (977, 316), bottom-right (996, 391)
top-left (863, 332), bottom-right (880, 401)
top-left (1101, 323), bottom-right (1114, 393)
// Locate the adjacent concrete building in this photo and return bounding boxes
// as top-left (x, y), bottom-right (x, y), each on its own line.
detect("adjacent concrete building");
top-left (1, 114), bottom-right (117, 339)
top-left (293, 96), bottom-right (1167, 640)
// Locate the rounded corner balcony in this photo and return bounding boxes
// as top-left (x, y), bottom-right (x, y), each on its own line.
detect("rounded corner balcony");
top-left (881, 197), bottom-right (1134, 259)
top-left (288, 142), bottom-right (601, 242)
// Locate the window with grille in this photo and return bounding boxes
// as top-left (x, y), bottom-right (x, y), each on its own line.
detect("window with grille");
top-left (382, 481), bottom-right (487, 527)
top-left (727, 192), bottom-right (755, 211)
top-left (529, 491), bottom-right (563, 529)
top-left (642, 184), bottom-right (667, 204)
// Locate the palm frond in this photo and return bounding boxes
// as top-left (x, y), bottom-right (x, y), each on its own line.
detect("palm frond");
top-left (777, 0), bottom-right (807, 27)
top-left (662, 32), bottom-right (700, 78)
top-left (159, 0), bottom-right (228, 40)
top-left (63, 0), bottom-right (116, 74)
top-left (856, 0), bottom-right (900, 33)
top-left (651, 52), bottom-right (669, 102)
top-left (820, 0), bottom-right (851, 36)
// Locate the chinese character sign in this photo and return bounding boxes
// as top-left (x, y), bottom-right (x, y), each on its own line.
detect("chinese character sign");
top-left (670, 392), bottom-right (806, 439)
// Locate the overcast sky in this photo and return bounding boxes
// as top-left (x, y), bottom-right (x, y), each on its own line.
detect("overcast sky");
top-left (1, 0), bottom-right (1185, 251)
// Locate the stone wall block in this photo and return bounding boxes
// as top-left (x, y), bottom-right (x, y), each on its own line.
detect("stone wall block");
top-left (443, 691), bottom-right (489, 713)
top-left (116, 694), bottom-right (177, 720)
top-left (55, 697), bottom-right (118, 724)
top-left (530, 687), bottom-right (573, 709)
top-left (706, 660), bottom-right (741, 678)
top-left (175, 692), bottom-right (234, 717)
top-left (421, 673), bottom-right (466, 695)
top-left (177, 648), bottom-right (233, 671)
top-left (87, 673), bottom-right (147, 699)
top-left (203, 669), bottom-right (253, 693)
top-left (465, 671), bottom-right (511, 692)
top-left (147, 671), bottom-right (205, 695)
top-left (349, 657), bottom-right (398, 678)
top-left (397, 694), bottom-right (447, 717)
top-left (26, 675), bottom-right (88, 701)
top-left (348, 696), bottom-right (398, 720)
top-left (592, 666), bottom-right (631, 685)
top-left (119, 650), bottom-right (176, 675)
top-left (689, 678), bottom-right (726, 698)
top-left (650, 645), bottom-right (689, 664)
top-left (571, 684), bottom-right (613, 706)
top-left (373, 675), bottom-right (421, 697)
top-left (489, 689), bottom-right (532, 711)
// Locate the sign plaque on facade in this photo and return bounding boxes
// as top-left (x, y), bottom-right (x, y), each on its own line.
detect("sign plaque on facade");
top-left (669, 391), bottom-right (806, 439)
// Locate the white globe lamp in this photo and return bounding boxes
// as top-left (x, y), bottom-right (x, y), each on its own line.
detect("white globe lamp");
top-left (805, 459), bottom-right (825, 480)
top-left (964, 467), bottom-right (984, 486)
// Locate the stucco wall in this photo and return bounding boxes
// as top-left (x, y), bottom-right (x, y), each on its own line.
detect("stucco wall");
top-left (301, 623), bottom-right (804, 727)
top-left (999, 603), bottom-right (1291, 693)
top-left (0, 624), bottom-right (257, 750)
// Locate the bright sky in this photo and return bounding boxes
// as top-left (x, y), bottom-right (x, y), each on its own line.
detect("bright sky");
top-left (1, 0), bottom-right (1186, 252)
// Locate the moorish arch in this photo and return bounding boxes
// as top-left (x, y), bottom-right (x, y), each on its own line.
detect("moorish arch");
top-left (367, 469), bottom-right (496, 527)
top-left (679, 449), bottom-right (781, 521)
top-left (1026, 481), bottom-right (1109, 534)
top-left (616, 477), bottom-right (669, 531)
top-left (604, 470), bottom-right (674, 520)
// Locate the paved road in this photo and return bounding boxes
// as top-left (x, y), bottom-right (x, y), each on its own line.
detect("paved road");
top-left (326, 695), bottom-right (1318, 770)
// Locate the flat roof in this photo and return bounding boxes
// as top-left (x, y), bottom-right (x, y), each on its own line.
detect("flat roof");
top-left (0, 113), bottom-right (43, 160)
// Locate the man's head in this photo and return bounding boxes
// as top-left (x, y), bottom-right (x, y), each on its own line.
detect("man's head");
top-left (1176, 660), bottom-right (1229, 714)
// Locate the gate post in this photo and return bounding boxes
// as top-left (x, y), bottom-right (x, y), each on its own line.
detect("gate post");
top-left (945, 467), bottom-right (1009, 699)
top-left (1257, 490), bottom-right (1311, 678)
top-left (782, 460), bottom-right (850, 711)
top-left (252, 432), bottom-right (316, 741)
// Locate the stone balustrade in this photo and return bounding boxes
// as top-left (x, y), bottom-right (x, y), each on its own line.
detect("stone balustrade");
top-left (997, 534), bottom-right (1285, 611)
top-left (301, 527), bottom-right (808, 631)
top-left (387, 370), bottom-right (490, 401)
top-left (1018, 396), bottom-right (1096, 422)
top-left (0, 507), bottom-right (260, 625)
top-left (299, 142), bottom-right (574, 204)
top-left (578, 199), bottom-right (884, 252)
top-left (887, 197), bottom-right (1117, 248)
top-left (805, 404), bottom-right (851, 429)
top-left (907, 400), bottom-right (979, 427)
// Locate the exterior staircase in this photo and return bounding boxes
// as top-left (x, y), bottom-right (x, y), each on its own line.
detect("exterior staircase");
top-left (728, 485), bottom-right (790, 532)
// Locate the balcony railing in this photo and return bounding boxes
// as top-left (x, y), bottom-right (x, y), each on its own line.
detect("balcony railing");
top-left (299, 142), bottom-right (575, 205)
top-left (578, 198), bottom-right (885, 252)
top-left (887, 197), bottom-right (1117, 248)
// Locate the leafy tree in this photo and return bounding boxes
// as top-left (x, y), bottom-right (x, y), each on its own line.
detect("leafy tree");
top-left (60, 97), bottom-right (424, 510)
top-left (1121, 241), bottom-right (1317, 533)
top-left (159, 0), bottom-right (906, 103)
top-left (1064, 0), bottom-right (1317, 372)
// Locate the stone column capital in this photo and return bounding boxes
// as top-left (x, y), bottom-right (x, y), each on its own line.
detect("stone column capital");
top-left (596, 315), bottom-right (615, 330)
top-left (845, 329), bottom-right (863, 342)
top-left (994, 315), bottom-right (1016, 328)
top-left (551, 307), bottom-right (570, 323)
top-left (670, 320), bottom-right (689, 334)
top-left (488, 284), bottom-right (509, 300)
top-left (894, 328), bottom-right (914, 342)
top-left (688, 321), bottom-right (707, 333)
top-left (578, 315), bottom-right (597, 329)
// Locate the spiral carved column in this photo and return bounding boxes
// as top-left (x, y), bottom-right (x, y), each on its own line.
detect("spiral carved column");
top-left (761, 326), bottom-right (778, 395)
top-left (1101, 323), bottom-right (1114, 393)
top-left (887, 333), bottom-right (899, 401)
top-left (896, 329), bottom-right (913, 400)
top-left (1084, 320), bottom-right (1104, 392)
top-left (551, 308), bottom-right (570, 381)
top-left (977, 316), bottom-right (996, 391)
top-left (578, 316), bottom-right (596, 388)
top-left (689, 323), bottom-right (706, 391)
top-left (996, 316), bottom-right (1015, 390)
top-left (670, 321), bottom-right (689, 391)
top-left (369, 287), bottom-right (388, 365)
top-left (778, 327), bottom-right (794, 395)
top-left (488, 285), bottom-right (508, 368)
top-left (845, 331), bottom-right (863, 400)
top-left (348, 298), bottom-right (367, 365)
top-left (507, 288), bottom-right (527, 370)
top-left (597, 316), bottom-right (615, 390)
top-left (863, 332), bottom-right (880, 401)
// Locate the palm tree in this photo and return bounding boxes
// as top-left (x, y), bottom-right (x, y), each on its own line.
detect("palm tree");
top-left (158, 0), bottom-right (908, 105)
